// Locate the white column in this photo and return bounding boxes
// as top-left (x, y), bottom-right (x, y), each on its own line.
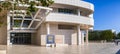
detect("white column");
top-left (7, 32), bottom-right (11, 46)
top-left (86, 29), bottom-right (89, 44)
top-left (7, 14), bottom-right (11, 46)
top-left (77, 25), bottom-right (82, 45)
top-left (89, 14), bottom-right (93, 18)
top-left (77, 9), bottom-right (81, 16)
top-left (46, 23), bottom-right (50, 34)
top-left (81, 32), bottom-right (84, 45)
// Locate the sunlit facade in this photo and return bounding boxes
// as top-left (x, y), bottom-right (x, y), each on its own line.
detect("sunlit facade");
top-left (0, 0), bottom-right (94, 46)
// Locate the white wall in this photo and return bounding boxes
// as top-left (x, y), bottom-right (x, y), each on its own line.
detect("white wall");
top-left (54, 0), bottom-right (94, 11)
top-left (39, 23), bottom-right (77, 46)
top-left (46, 13), bottom-right (94, 26)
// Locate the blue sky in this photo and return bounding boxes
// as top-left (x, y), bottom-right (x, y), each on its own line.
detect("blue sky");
top-left (84, 0), bottom-right (120, 33)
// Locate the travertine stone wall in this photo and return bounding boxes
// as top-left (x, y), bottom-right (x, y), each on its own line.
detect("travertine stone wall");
top-left (36, 23), bottom-right (47, 46)
top-left (39, 23), bottom-right (77, 46)
top-left (0, 18), bottom-right (7, 45)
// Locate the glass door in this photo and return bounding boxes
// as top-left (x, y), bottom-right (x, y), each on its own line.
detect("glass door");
top-left (10, 33), bottom-right (31, 45)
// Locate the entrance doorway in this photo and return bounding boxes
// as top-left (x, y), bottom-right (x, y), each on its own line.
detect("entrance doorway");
top-left (10, 33), bottom-right (31, 45)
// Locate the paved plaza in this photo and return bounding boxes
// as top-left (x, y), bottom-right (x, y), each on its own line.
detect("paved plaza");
top-left (0, 45), bottom-right (6, 54)
top-left (6, 43), bottom-right (120, 54)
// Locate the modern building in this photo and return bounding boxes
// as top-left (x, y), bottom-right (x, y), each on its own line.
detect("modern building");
top-left (0, 0), bottom-right (94, 46)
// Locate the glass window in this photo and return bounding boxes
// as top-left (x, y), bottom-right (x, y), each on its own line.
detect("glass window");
top-left (58, 8), bottom-right (76, 15)
top-left (22, 20), bottom-right (31, 27)
top-left (24, 16), bottom-right (32, 19)
top-left (13, 16), bottom-right (23, 19)
top-left (58, 24), bottom-right (75, 30)
top-left (13, 20), bottom-right (22, 27)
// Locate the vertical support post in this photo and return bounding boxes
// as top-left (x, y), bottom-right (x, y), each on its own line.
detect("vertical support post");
top-left (89, 14), bottom-right (93, 18)
top-left (7, 14), bottom-right (11, 46)
top-left (81, 32), bottom-right (84, 45)
top-left (77, 9), bottom-right (81, 16)
top-left (7, 32), bottom-right (10, 46)
top-left (86, 29), bottom-right (89, 45)
top-left (77, 25), bottom-right (81, 45)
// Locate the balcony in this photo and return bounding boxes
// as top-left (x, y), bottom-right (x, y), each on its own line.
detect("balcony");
top-left (53, 0), bottom-right (94, 11)
top-left (46, 13), bottom-right (94, 26)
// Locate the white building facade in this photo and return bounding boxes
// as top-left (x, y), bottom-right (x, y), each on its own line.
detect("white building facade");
top-left (43, 0), bottom-right (94, 46)
top-left (0, 0), bottom-right (94, 46)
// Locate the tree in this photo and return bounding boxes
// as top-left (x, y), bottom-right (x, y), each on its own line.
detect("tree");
top-left (100, 30), bottom-right (114, 41)
top-left (89, 31), bottom-right (101, 40)
top-left (0, 0), bottom-right (54, 27)
top-left (0, 1), bottom-right (12, 27)
top-left (117, 32), bottom-right (120, 39)
top-left (37, 0), bottom-right (54, 7)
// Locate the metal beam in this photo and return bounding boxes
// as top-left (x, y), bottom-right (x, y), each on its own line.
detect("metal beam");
top-left (28, 9), bottom-right (41, 28)
top-left (35, 17), bottom-right (43, 29)
top-left (35, 11), bottom-right (51, 29)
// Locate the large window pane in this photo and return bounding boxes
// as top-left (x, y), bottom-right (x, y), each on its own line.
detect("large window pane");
top-left (22, 20), bottom-right (31, 27)
top-left (58, 24), bottom-right (75, 30)
top-left (13, 20), bottom-right (22, 27)
top-left (58, 8), bottom-right (77, 15)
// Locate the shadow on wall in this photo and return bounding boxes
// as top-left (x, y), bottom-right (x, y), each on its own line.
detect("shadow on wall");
top-left (116, 49), bottom-right (120, 54)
